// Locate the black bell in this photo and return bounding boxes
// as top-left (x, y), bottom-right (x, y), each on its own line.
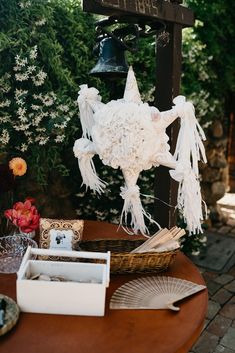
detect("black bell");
top-left (90, 37), bottom-right (129, 78)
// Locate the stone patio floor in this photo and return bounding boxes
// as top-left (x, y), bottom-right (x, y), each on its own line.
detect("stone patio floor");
top-left (189, 194), bottom-right (235, 353)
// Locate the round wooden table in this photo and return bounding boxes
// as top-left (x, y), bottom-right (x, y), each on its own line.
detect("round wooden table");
top-left (0, 221), bottom-right (208, 353)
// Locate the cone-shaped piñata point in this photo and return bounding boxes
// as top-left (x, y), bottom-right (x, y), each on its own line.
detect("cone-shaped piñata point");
top-left (123, 66), bottom-right (142, 104)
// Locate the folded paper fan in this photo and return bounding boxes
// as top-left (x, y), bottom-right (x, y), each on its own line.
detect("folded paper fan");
top-left (110, 276), bottom-right (206, 311)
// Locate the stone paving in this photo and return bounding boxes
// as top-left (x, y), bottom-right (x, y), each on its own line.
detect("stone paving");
top-left (189, 268), bottom-right (235, 353)
top-left (189, 196), bottom-right (235, 353)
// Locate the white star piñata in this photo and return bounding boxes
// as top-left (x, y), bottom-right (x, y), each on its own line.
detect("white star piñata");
top-left (73, 67), bottom-right (207, 235)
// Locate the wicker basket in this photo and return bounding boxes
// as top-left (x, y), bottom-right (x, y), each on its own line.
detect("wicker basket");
top-left (80, 238), bottom-right (179, 274)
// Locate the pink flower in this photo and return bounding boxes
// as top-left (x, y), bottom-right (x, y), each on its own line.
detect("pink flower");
top-left (25, 197), bottom-right (36, 204)
top-left (5, 199), bottom-right (40, 233)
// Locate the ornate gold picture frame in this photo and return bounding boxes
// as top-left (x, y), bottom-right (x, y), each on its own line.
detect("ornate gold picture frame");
top-left (39, 218), bottom-right (84, 251)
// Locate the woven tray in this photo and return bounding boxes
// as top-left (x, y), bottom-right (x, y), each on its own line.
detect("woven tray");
top-left (80, 238), bottom-right (179, 274)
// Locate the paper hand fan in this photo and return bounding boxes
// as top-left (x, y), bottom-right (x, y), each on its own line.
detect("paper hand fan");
top-left (110, 276), bottom-right (206, 311)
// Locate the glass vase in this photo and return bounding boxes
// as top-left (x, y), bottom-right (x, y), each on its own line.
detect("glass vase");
top-left (18, 229), bottom-right (36, 239)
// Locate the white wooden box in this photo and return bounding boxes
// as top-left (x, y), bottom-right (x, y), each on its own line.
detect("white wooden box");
top-left (17, 247), bottom-right (110, 316)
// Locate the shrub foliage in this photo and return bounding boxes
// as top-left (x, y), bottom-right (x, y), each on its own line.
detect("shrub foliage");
top-left (1, 0), bottom-right (233, 253)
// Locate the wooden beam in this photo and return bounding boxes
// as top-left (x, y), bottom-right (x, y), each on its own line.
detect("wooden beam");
top-left (82, 0), bottom-right (194, 27)
top-left (154, 22), bottom-right (182, 228)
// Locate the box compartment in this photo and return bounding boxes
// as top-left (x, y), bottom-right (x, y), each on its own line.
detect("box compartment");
top-left (17, 247), bottom-right (110, 316)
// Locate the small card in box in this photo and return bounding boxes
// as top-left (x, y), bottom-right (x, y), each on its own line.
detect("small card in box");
top-left (17, 247), bottom-right (110, 316)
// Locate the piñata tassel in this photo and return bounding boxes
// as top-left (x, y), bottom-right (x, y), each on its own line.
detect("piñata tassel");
top-left (77, 84), bottom-right (103, 138)
top-left (170, 167), bottom-right (204, 234)
top-left (73, 138), bottom-right (106, 194)
top-left (170, 95), bottom-right (207, 234)
top-left (120, 171), bottom-right (160, 236)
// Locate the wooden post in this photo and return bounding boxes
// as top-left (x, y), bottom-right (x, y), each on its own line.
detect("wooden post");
top-left (154, 22), bottom-right (182, 228)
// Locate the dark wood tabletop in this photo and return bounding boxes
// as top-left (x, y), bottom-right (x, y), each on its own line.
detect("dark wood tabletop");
top-left (0, 220), bottom-right (208, 353)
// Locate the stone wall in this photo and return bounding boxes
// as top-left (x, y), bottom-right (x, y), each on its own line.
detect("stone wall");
top-left (201, 121), bottom-right (229, 224)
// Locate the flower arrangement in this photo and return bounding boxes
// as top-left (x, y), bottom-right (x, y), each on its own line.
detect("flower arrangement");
top-left (9, 157), bottom-right (27, 177)
top-left (5, 198), bottom-right (40, 235)
top-left (0, 156), bottom-right (27, 193)
top-left (0, 155), bottom-right (27, 235)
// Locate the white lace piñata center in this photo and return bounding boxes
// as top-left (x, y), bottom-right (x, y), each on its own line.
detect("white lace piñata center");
top-left (92, 100), bottom-right (168, 172)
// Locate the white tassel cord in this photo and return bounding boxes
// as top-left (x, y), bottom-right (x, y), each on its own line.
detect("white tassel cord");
top-left (173, 98), bottom-right (207, 176)
top-left (176, 169), bottom-right (204, 234)
top-left (120, 185), bottom-right (161, 236)
top-left (73, 138), bottom-right (106, 195)
top-left (77, 85), bottom-right (102, 139)
top-left (77, 156), bottom-right (106, 195)
top-left (168, 97), bottom-right (207, 234)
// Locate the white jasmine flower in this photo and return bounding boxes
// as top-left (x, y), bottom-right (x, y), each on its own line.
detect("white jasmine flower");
top-left (55, 135), bottom-right (65, 143)
top-left (38, 70), bottom-right (47, 80)
top-left (0, 115), bottom-right (11, 123)
top-left (20, 143), bottom-right (28, 152)
top-left (15, 72), bottom-right (29, 81)
top-left (15, 55), bottom-right (21, 65)
top-left (13, 66), bottom-right (21, 72)
top-left (42, 96), bottom-right (54, 106)
top-left (38, 136), bottom-right (49, 145)
top-left (15, 89), bottom-right (28, 99)
top-left (36, 127), bottom-right (46, 133)
top-left (0, 99), bottom-right (11, 108)
top-left (17, 107), bottom-right (27, 116)
top-left (50, 92), bottom-right (56, 100)
top-left (33, 94), bottom-right (40, 100)
top-left (0, 129), bottom-right (10, 145)
top-left (27, 137), bottom-right (33, 144)
top-left (16, 99), bottom-right (24, 106)
top-left (0, 81), bottom-right (11, 93)
top-left (54, 122), bottom-right (67, 129)
top-left (15, 55), bottom-right (28, 67)
top-left (50, 112), bottom-right (58, 119)
top-left (32, 70), bottom-right (47, 86)
top-left (19, 115), bottom-right (28, 123)
top-left (29, 46), bottom-right (38, 60)
top-left (58, 105), bottom-right (69, 112)
top-left (16, 123), bottom-right (30, 131)
top-left (19, 1), bottom-right (31, 9)
top-left (110, 208), bottom-right (119, 215)
top-left (31, 104), bottom-right (41, 111)
top-left (62, 121), bottom-right (69, 128)
top-left (32, 114), bottom-right (43, 126)
top-left (27, 66), bottom-right (36, 74)
top-left (95, 210), bottom-right (107, 221)
top-left (15, 89), bottom-right (27, 106)
top-left (35, 18), bottom-right (46, 26)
